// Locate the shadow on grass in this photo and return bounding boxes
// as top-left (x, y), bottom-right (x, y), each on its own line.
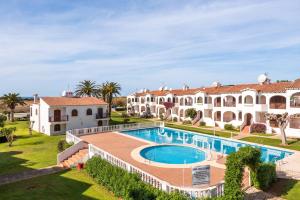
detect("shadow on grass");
top-left (267, 178), bottom-right (298, 197)
top-left (0, 170), bottom-right (99, 200)
top-left (0, 151), bottom-right (32, 176)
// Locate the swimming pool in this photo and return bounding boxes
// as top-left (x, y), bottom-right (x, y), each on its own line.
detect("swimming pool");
top-left (140, 145), bottom-right (206, 164)
top-left (122, 127), bottom-right (293, 163)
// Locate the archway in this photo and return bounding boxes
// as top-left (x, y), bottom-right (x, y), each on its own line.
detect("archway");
top-left (214, 111), bottom-right (221, 121)
top-left (290, 93), bottom-right (300, 108)
top-left (270, 95), bottom-right (286, 109)
top-left (223, 111), bottom-right (236, 122)
top-left (244, 95), bottom-right (253, 104)
top-left (244, 113), bottom-right (252, 125)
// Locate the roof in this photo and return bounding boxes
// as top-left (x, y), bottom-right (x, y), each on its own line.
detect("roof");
top-left (40, 97), bottom-right (107, 106)
top-left (134, 79), bottom-right (300, 96)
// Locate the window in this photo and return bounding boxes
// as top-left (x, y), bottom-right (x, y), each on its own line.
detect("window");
top-left (86, 108), bottom-right (93, 115)
top-left (71, 109), bottom-right (78, 117)
top-left (54, 124), bottom-right (61, 132)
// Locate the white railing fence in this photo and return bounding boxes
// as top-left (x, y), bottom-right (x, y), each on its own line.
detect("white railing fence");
top-left (69, 121), bottom-right (164, 136)
top-left (89, 143), bottom-right (224, 199)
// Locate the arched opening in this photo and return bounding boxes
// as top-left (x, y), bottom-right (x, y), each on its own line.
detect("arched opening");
top-left (290, 93), bottom-right (300, 108)
top-left (214, 111), bottom-right (221, 121)
top-left (205, 96), bottom-right (212, 104)
top-left (214, 97), bottom-right (221, 107)
top-left (141, 106), bottom-right (146, 113)
top-left (185, 97), bottom-right (193, 106)
top-left (54, 124), bottom-right (61, 132)
top-left (159, 97), bottom-right (164, 105)
top-left (158, 107), bottom-right (165, 115)
top-left (223, 96), bottom-right (236, 107)
top-left (167, 97), bottom-right (172, 103)
top-left (238, 112), bottom-right (242, 121)
top-left (141, 97), bottom-right (145, 104)
top-left (290, 114), bottom-right (300, 129)
top-left (98, 120), bottom-right (103, 126)
top-left (172, 107), bottom-right (179, 115)
top-left (196, 97), bottom-right (203, 104)
top-left (86, 108), bottom-right (93, 116)
top-left (127, 98), bottom-right (131, 103)
top-left (71, 109), bottom-right (78, 117)
top-left (180, 98), bottom-right (184, 106)
top-left (150, 105), bottom-right (156, 113)
top-left (179, 109), bottom-right (184, 117)
top-left (223, 111), bottom-right (236, 122)
top-left (270, 95), bottom-right (286, 109)
top-left (244, 95), bottom-right (253, 104)
top-left (146, 97), bottom-right (150, 102)
top-left (244, 113), bottom-right (252, 125)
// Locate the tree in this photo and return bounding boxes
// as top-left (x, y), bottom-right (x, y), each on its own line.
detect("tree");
top-left (265, 112), bottom-right (289, 145)
top-left (75, 80), bottom-right (99, 97)
top-left (1, 93), bottom-right (25, 122)
top-left (102, 81), bottom-right (121, 118)
top-left (0, 127), bottom-right (16, 147)
top-left (98, 82), bottom-right (109, 102)
top-left (185, 108), bottom-right (197, 119)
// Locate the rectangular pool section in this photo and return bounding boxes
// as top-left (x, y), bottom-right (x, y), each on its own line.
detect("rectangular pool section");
top-left (122, 127), bottom-right (293, 163)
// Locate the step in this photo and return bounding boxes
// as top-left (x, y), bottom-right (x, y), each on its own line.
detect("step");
top-left (60, 148), bottom-right (88, 169)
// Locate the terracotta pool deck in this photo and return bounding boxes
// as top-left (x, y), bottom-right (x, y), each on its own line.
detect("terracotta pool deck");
top-left (80, 132), bottom-right (228, 188)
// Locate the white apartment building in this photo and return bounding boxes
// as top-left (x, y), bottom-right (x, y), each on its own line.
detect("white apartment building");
top-left (127, 75), bottom-right (300, 137)
top-left (30, 92), bottom-right (109, 136)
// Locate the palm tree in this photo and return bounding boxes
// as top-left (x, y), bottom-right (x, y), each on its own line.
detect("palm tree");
top-left (98, 82), bottom-right (109, 102)
top-left (1, 93), bottom-right (25, 122)
top-left (102, 82), bottom-right (121, 117)
top-left (75, 80), bottom-right (99, 97)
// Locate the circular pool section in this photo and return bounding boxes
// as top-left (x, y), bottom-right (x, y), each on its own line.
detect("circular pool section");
top-left (140, 145), bottom-right (206, 164)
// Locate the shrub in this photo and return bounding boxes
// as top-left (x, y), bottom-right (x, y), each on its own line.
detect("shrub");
top-left (57, 140), bottom-right (73, 152)
top-left (250, 123), bottom-right (266, 134)
top-left (224, 124), bottom-right (235, 131)
top-left (0, 114), bottom-right (7, 127)
top-left (85, 156), bottom-right (189, 200)
top-left (121, 113), bottom-right (130, 123)
top-left (185, 108), bottom-right (197, 119)
top-left (199, 121), bottom-right (206, 127)
top-left (252, 163), bottom-right (276, 190)
top-left (159, 114), bottom-right (164, 121)
top-left (182, 120), bottom-right (192, 125)
top-left (172, 117), bottom-right (178, 122)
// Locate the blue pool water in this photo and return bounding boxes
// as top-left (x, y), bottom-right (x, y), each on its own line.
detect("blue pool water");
top-left (140, 145), bottom-right (206, 164)
top-left (122, 127), bottom-right (293, 163)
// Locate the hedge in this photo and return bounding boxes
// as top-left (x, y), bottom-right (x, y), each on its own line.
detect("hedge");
top-left (252, 163), bottom-right (276, 190)
top-left (85, 156), bottom-right (190, 200)
top-left (224, 124), bottom-right (235, 131)
top-left (250, 123), bottom-right (266, 134)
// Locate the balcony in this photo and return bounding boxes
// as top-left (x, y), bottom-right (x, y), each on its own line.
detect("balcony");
top-left (49, 115), bottom-right (68, 122)
top-left (270, 103), bottom-right (286, 109)
top-left (223, 102), bottom-right (236, 107)
top-left (96, 113), bottom-right (109, 119)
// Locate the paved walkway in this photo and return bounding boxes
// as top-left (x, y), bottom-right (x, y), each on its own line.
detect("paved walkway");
top-left (0, 165), bottom-right (64, 186)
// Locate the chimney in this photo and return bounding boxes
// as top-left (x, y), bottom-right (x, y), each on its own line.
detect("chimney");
top-left (33, 94), bottom-right (38, 103)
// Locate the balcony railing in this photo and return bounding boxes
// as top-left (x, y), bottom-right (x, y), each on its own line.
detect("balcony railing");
top-left (223, 102), bottom-right (236, 107)
top-left (96, 113), bottom-right (108, 119)
top-left (49, 115), bottom-right (68, 122)
top-left (214, 102), bottom-right (221, 107)
top-left (270, 103), bottom-right (286, 109)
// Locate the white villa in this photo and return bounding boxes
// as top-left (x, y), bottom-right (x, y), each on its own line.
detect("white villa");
top-left (127, 74), bottom-right (300, 137)
top-left (30, 92), bottom-right (109, 135)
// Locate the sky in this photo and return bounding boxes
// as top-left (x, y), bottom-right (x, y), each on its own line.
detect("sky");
top-left (0, 0), bottom-right (300, 96)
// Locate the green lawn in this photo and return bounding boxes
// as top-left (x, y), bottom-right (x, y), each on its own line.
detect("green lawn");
top-left (0, 169), bottom-right (117, 200)
top-left (110, 111), bottom-right (151, 124)
top-left (240, 137), bottom-right (300, 151)
top-left (165, 123), bottom-right (238, 138)
top-left (0, 121), bottom-right (64, 175)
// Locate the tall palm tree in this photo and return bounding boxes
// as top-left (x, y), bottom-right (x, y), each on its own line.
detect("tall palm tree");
top-left (102, 82), bottom-right (121, 117)
top-left (98, 82), bottom-right (109, 102)
top-left (75, 80), bottom-right (99, 97)
top-left (1, 93), bottom-right (25, 122)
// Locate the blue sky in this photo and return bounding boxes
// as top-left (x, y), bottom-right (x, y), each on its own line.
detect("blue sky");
top-left (0, 0), bottom-right (299, 96)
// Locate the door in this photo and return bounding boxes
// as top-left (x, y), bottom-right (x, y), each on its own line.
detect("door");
top-left (54, 110), bottom-right (61, 122)
top-left (97, 108), bottom-right (103, 118)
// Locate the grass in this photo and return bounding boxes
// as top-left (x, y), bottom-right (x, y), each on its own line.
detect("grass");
top-left (165, 123), bottom-right (237, 138)
top-left (0, 169), bottom-right (117, 200)
top-left (240, 137), bottom-right (300, 151)
top-left (110, 111), bottom-right (151, 124)
top-left (265, 179), bottom-right (300, 200)
top-left (0, 121), bottom-right (64, 175)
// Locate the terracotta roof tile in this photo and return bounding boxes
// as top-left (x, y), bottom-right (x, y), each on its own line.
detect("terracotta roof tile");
top-left (41, 97), bottom-right (107, 106)
top-left (135, 80), bottom-right (299, 96)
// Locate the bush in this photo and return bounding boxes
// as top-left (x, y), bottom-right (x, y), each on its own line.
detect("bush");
top-left (250, 123), bottom-right (266, 134)
top-left (199, 121), bottom-right (206, 127)
top-left (182, 120), bottom-right (192, 125)
top-left (172, 117), bottom-right (178, 122)
top-left (57, 140), bottom-right (73, 152)
top-left (252, 163), bottom-right (276, 190)
top-left (224, 124), bottom-right (235, 131)
top-left (185, 108), bottom-right (197, 119)
top-left (159, 114), bottom-right (164, 121)
top-left (0, 114), bottom-right (7, 128)
top-left (86, 156), bottom-right (189, 200)
top-left (121, 113), bottom-right (130, 123)
top-left (115, 107), bottom-right (126, 111)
